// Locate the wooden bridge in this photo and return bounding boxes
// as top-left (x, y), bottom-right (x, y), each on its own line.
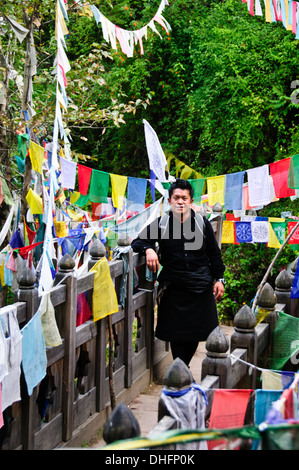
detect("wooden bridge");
top-left (0, 204), bottom-right (298, 450)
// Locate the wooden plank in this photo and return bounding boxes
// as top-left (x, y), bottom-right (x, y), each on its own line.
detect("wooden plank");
top-left (77, 271), bottom-right (94, 295)
top-left (75, 319), bottom-right (97, 348)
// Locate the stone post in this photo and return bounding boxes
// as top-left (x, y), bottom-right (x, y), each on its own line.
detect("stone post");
top-left (103, 402), bottom-right (140, 445)
top-left (15, 266), bottom-right (39, 450)
top-left (201, 326), bottom-right (231, 388)
top-left (274, 269), bottom-right (292, 315)
top-left (158, 357), bottom-right (193, 422)
top-left (230, 305), bottom-right (257, 388)
top-left (54, 253), bottom-right (77, 442)
top-left (258, 282), bottom-right (279, 368)
top-left (87, 239), bottom-right (107, 412)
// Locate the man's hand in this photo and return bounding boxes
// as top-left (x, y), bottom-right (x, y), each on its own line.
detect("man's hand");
top-left (213, 281), bottom-right (224, 301)
top-left (146, 248), bottom-right (160, 273)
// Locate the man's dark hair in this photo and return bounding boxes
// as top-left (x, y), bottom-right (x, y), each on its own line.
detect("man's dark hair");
top-left (168, 179), bottom-right (194, 199)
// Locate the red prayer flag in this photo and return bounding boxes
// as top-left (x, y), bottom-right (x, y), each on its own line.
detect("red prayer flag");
top-left (77, 164), bottom-right (92, 196)
top-left (208, 389), bottom-right (252, 450)
top-left (269, 158), bottom-right (295, 199)
top-left (288, 221), bottom-right (299, 244)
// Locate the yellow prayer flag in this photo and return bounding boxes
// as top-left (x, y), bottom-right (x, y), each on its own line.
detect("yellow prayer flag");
top-left (221, 220), bottom-right (235, 244)
top-left (268, 223), bottom-right (281, 249)
top-left (207, 175), bottom-right (225, 206)
top-left (180, 165), bottom-right (193, 180)
top-left (70, 191), bottom-right (81, 204)
top-left (110, 174), bottom-right (128, 209)
top-left (54, 220), bottom-right (68, 237)
top-left (29, 141), bottom-right (44, 174)
top-left (67, 208), bottom-right (83, 222)
top-left (90, 257), bottom-right (119, 322)
top-left (0, 261), bottom-right (5, 286)
top-left (26, 188), bottom-right (43, 214)
top-left (265, 0), bottom-right (271, 22)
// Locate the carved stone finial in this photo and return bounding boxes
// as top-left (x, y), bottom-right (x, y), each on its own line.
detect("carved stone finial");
top-left (162, 357), bottom-right (193, 389)
top-left (205, 326), bottom-right (229, 357)
top-left (291, 257), bottom-right (299, 279)
top-left (58, 253), bottom-right (75, 271)
top-left (212, 202), bottom-right (223, 213)
top-left (275, 269), bottom-right (292, 290)
top-left (89, 238), bottom-right (106, 258)
top-left (103, 402), bottom-right (140, 444)
top-left (234, 304), bottom-right (256, 331)
top-left (18, 266), bottom-right (36, 288)
top-left (117, 233), bottom-right (131, 246)
top-left (259, 282), bottom-right (277, 311)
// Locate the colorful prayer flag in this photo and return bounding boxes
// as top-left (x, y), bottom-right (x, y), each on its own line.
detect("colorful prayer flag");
top-left (288, 154), bottom-right (299, 189)
top-left (235, 221), bottom-right (252, 243)
top-left (224, 171), bottom-right (245, 210)
top-left (90, 257), bottom-right (119, 321)
top-left (26, 188), bottom-right (43, 214)
top-left (59, 157), bottom-right (76, 189)
top-left (127, 176), bottom-right (147, 211)
top-left (221, 220), bottom-right (236, 244)
top-left (77, 164), bottom-right (92, 195)
top-left (269, 158), bottom-right (295, 198)
top-left (29, 141), bottom-right (44, 174)
top-left (189, 178), bottom-right (206, 204)
top-left (247, 165), bottom-right (271, 207)
top-left (110, 173), bottom-right (128, 209)
top-left (88, 169), bottom-right (110, 204)
top-left (207, 175), bottom-right (225, 206)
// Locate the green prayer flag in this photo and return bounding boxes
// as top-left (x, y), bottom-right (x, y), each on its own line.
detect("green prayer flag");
top-left (270, 311), bottom-right (299, 370)
top-left (17, 133), bottom-right (29, 160)
top-left (189, 178), bottom-right (206, 204)
top-left (288, 154), bottom-right (299, 189)
top-left (271, 221), bottom-right (286, 245)
top-left (88, 170), bottom-right (109, 203)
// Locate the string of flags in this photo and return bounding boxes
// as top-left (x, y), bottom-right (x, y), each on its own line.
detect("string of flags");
top-left (241, 0), bottom-right (299, 38)
top-left (78, 0), bottom-right (171, 57)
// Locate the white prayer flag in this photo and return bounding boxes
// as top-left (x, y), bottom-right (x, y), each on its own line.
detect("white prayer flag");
top-left (143, 119), bottom-right (168, 182)
top-left (247, 165), bottom-right (271, 207)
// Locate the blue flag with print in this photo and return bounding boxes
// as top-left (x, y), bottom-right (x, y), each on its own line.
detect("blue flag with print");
top-left (235, 221), bottom-right (252, 243)
top-left (224, 171), bottom-right (245, 210)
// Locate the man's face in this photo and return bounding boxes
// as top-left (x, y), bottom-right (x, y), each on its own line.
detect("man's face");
top-left (168, 188), bottom-right (193, 219)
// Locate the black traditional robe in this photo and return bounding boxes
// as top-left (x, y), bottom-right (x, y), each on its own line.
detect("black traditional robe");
top-left (131, 210), bottom-right (225, 342)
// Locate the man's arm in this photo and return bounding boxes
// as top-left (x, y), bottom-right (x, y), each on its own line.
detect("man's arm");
top-left (131, 219), bottom-right (160, 272)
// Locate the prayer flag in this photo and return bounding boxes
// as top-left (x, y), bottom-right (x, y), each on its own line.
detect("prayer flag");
top-left (207, 175), bottom-right (225, 206)
top-left (269, 158), bottom-right (295, 198)
top-left (110, 173), bottom-right (128, 209)
top-left (127, 176), bottom-right (147, 211)
top-left (288, 221), bottom-right (299, 245)
top-left (21, 312), bottom-right (47, 395)
top-left (247, 165), bottom-right (271, 207)
top-left (235, 221), bottom-right (252, 243)
top-left (143, 119), bottom-right (168, 182)
top-left (29, 141), bottom-right (44, 174)
top-left (90, 257), bottom-right (119, 321)
top-left (189, 178), bottom-right (205, 204)
top-left (268, 222), bottom-right (282, 248)
top-left (39, 293), bottom-right (62, 347)
top-left (221, 221), bottom-right (236, 244)
top-left (26, 188), bottom-right (43, 214)
top-left (24, 220), bottom-right (36, 246)
top-left (224, 171), bottom-right (245, 210)
top-left (76, 292), bottom-right (92, 326)
top-left (270, 220), bottom-right (286, 245)
top-left (262, 370), bottom-right (296, 390)
top-left (77, 164), bottom-right (92, 195)
top-left (88, 169), bottom-right (110, 203)
top-left (251, 221), bottom-right (269, 243)
top-left (288, 154), bottom-right (299, 189)
top-left (291, 259), bottom-right (299, 298)
top-left (60, 157), bottom-right (76, 190)
top-left (208, 389), bottom-right (253, 450)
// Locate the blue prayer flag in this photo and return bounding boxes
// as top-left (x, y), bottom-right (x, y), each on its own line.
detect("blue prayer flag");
top-left (291, 260), bottom-right (299, 298)
top-left (224, 171), bottom-right (245, 210)
top-left (127, 177), bottom-right (147, 212)
top-left (235, 221), bottom-right (252, 243)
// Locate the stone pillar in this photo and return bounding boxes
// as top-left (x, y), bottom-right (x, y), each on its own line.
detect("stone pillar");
top-left (158, 357), bottom-right (193, 421)
top-left (201, 326), bottom-right (231, 388)
top-left (274, 269), bottom-right (292, 315)
top-left (230, 305), bottom-right (257, 388)
top-left (103, 402), bottom-right (140, 445)
top-left (15, 266), bottom-right (39, 450)
top-left (258, 282), bottom-right (279, 368)
top-left (54, 253), bottom-right (77, 442)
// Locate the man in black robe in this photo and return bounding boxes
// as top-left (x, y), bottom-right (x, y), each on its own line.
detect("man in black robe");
top-left (131, 179), bottom-right (225, 366)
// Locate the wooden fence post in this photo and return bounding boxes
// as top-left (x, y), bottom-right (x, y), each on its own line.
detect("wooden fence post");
top-left (103, 402), bottom-right (140, 445)
top-left (15, 266), bottom-right (39, 450)
top-left (230, 304), bottom-right (257, 388)
top-left (87, 239), bottom-right (106, 412)
top-left (54, 253), bottom-right (77, 442)
top-left (201, 326), bottom-right (231, 388)
top-left (274, 269), bottom-right (292, 315)
top-left (257, 282), bottom-right (279, 368)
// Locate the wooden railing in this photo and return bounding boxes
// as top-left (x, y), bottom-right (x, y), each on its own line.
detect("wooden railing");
top-left (0, 239), bottom-right (172, 450)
